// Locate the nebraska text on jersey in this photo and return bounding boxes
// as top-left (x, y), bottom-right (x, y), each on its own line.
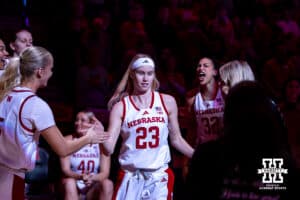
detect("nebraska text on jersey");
top-left (72, 152), bottom-right (99, 158)
top-left (127, 116), bottom-right (166, 128)
top-left (195, 107), bottom-right (224, 115)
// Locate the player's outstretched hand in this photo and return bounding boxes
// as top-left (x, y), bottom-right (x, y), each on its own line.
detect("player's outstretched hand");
top-left (85, 116), bottom-right (109, 144)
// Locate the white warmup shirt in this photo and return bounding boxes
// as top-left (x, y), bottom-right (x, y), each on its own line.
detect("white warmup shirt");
top-left (0, 86), bottom-right (55, 173)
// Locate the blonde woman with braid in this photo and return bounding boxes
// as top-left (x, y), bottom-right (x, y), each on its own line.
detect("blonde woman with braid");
top-left (0, 46), bottom-right (108, 200)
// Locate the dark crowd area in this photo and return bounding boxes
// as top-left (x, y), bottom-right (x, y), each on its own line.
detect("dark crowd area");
top-left (2, 0), bottom-right (300, 109)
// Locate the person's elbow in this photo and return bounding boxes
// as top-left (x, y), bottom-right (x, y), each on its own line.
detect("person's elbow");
top-left (104, 147), bottom-right (114, 156)
top-left (101, 143), bottom-right (113, 156)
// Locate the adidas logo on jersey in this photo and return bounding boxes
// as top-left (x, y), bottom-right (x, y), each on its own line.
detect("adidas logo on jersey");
top-left (143, 111), bottom-right (149, 115)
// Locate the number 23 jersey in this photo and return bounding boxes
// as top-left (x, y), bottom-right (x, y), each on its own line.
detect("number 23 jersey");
top-left (119, 92), bottom-right (170, 170)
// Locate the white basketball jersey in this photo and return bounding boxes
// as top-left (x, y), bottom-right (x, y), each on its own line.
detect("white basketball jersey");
top-left (0, 87), bottom-right (55, 172)
top-left (70, 142), bottom-right (100, 175)
top-left (119, 91), bottom-right (170, 170)
top-left (194, 88), bottom-right (225, 144)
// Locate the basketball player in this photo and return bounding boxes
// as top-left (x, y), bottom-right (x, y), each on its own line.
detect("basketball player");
top-left (0, 46), bottom-right (109, 200)
top-left (185, 57), bottom-right (225, 147)
top-left (185, 58), bottom-right (255, 147)
top-left (60, 110), bottom-right (113, 200)
top-left (98, 53), bottom-right (194, 200)
top-left (182, 56), bottom-right (224, 180)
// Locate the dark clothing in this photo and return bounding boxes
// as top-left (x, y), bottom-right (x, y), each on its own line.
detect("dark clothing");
top-left (185, 140), bottom-right (300, 200)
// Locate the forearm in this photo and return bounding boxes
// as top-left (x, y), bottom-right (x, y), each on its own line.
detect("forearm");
top-left (62, 169), bottom-right (83, 180)
top-left (63, 135), bottom-right (90, 156)
top-left (102, 131), bottom-right (118, 155)
top-left (92, 171), bottom-right (110, 182)
top-left (55, 135), bottom-right (90, 157)
top-left (171, 136), bottom-right (194, 158)
top-left (42, 126), bottom-right (90, 157)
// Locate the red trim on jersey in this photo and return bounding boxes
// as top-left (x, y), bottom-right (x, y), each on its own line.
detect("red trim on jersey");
top-left (129, 95), bottom-right (140, 111)
top-left (121, 98), bottom-right (126, 122)
top-left (12, 175), bottom-right (25, 200)
top-left (165, 168), bottom-right (175, 200)
top-left (19, 94), bottom-right (36, 133)
top-left (129, 92), bottom-right (154, 111)
top-left (11, 89), bottom-right (32, 93)
top-left (112, 169), bottom-right (126, 200)
top-left (159, 93), bottom-right (169, 115)
top-left (149, 91), bottom-right (154, 109)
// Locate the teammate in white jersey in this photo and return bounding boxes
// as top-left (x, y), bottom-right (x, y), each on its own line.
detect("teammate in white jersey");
top-left (184, 58), bottom-right (255, 188)
top-left (186, 57), bottom-right (225, 147)
top-left (189, 59), bottom-right (255, 144)
top-left (98, 53), bottom-right (194, 200)
top-left (182, 57), bottom-right (224, 181)
top-left (60, 110), bottom-right (113, 200)
top-left (0, 46), bottom-right (108, 200)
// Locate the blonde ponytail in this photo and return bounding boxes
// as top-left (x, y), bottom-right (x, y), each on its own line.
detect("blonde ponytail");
top-left (0, 57), bottom-right (21, 101)
top-left (107, 67), bottom-right (130, 110)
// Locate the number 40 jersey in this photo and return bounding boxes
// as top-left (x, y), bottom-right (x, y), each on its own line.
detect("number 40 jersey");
top-left (69, 141), bottom-right (100, 191)
top-left (119, 92), bottom-right (171, 171)
top-left (70, 142), bottom-right (100, 175)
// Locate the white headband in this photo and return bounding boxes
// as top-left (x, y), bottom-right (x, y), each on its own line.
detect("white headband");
top-left (131, 57), bottom-right (155, 70)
